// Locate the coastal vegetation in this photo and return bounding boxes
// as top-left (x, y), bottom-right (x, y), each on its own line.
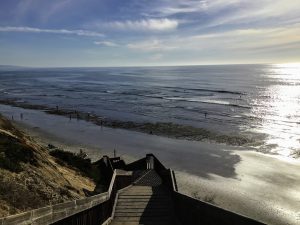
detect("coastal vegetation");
top-left (0, 114), bottom-right (96, 217)
top-left (0, 133), bottom-right (37, 172)
top-left (48, 147), bottom-right (103, 184)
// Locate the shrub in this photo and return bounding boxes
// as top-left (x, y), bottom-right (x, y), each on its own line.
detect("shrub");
top-left (0, 134), bottom-right (37, 172)
top-left (49, 148), bottom-right (104, 185)
top-left (0, 178), bottom-right (45, 213)
top-left (50, 149), bottom-right (92, 177)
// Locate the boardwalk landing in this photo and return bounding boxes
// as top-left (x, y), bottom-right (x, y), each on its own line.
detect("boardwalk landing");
top-left (0, 154), bottom-right (266, 225)
top-left (110, 170), bottom-right (179, 225)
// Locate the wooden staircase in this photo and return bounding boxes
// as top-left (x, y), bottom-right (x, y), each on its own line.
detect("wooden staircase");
top-left (110, 170), bottom-right (179, 225)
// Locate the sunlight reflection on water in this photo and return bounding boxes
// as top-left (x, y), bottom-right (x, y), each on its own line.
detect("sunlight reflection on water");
top-left (254, 64), bottom-right (300, 157)
top-left (1, 64), bottom-right (300, 159)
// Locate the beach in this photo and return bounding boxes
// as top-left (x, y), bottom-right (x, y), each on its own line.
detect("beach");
top-left (1, 0), bottom-right (300, 223)
top-left (1, 104), bottom-right (299, 225)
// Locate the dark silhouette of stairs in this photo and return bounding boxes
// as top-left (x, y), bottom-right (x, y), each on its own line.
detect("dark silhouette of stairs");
top-left (110, 170), bottom-right (179, 225)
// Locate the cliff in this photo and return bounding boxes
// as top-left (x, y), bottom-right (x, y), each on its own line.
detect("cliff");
top-left (0, 114), bottom-right (95, 217)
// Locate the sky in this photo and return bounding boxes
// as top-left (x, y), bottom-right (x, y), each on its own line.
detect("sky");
top-left (0, 0), bottom-right (300, 67)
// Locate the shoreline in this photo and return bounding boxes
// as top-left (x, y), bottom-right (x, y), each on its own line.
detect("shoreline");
top-left (0, 104), bottom-right (300, 225)
top-left (0, 99), bottom-right (258, 147)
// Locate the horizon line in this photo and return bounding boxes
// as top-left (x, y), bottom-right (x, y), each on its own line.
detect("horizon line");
top-left (1, 62), bottom-right (296, 70)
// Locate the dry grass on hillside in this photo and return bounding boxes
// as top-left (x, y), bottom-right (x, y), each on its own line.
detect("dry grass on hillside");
top-left (0, 115), bottom-right (96, 217)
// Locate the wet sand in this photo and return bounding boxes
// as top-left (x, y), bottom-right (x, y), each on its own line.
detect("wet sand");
top-left (0, 100), bottom-right (255, 146)
top-left (0, 104), bottom-right (299, 225)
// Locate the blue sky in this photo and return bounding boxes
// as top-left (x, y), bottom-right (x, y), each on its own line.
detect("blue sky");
top-left (0, 0), bottom-right (300, 67)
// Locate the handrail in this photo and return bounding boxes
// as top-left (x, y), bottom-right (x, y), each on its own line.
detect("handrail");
top-left (103, 155), bottom-right (114, 178)
top-left (107, 157), bottom-right (114, 172)
top-left (0, 169), bottom-right (132, 225)
top-left (170, 169), bottom-right (178, 192)
top-left (0, 154), bottom-right (266, 225)
top-left (0, 190), bottom-right (109, 225)
top-left (108, 170), bottom-right (117, 196)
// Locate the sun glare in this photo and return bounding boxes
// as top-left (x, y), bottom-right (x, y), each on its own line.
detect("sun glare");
top-left (258, 64), bottom-right (300, 157)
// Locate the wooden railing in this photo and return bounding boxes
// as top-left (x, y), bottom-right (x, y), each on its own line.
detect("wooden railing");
top-left (0, 154), bottom-right (266, 225)
top-left (0, 170), bottom-right (132, 225)
top-left (52, 170), bottom-right (132, 225)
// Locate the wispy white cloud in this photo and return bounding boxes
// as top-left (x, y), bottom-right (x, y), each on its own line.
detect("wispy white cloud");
top-left (146, 0), bottom-right (240, 17)
top-left (1, 0), bottom-right (300, 65)
top-left (187, 25), bottom-right (300, 51)
top-left (205, 1), bottom-right (300, 28)
top-left (12, 0), bottom-right (75, 24)
top-left (127, 39), bottom-right (177, 51)
top-left (126, 24), bottom-right (300, 56)
top-left (147, 0), bottom-right (300, 28)
top-left (40, 0), bottom-right (73, 22)
top-left (0, 26), bottom-right (104, 37)
top-left (94, 41), bottom-right (118, 47)
top-left (104, 19), bottom-right (178, 32)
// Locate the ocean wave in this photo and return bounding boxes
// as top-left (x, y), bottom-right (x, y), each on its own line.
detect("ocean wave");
top-left (104, 90), bottom-right (119, 94)
top-left (164, 86), bottom-right (244, 95)
top-left (163, 97), bottom-right (251, 109)
top-left (142, 94), bottom-right (164, 99)
top-left (164, 97), bottom-right (186, 101)
top-left (198, 99), bottom-right (251, 109)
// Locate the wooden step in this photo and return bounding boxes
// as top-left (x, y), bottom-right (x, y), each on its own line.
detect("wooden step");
top-left (114, 211), bottom-right (171, 217)
top-left (110, 221), bottom-right (170, 225)
top-left (112, 216), bottom-right (170, 222)
top-left (110, 171), bottom-right (178, 225)
top-left (117, 196), bottom-right (169, 200)
top-left (115, 208), bottom-right (170, 213)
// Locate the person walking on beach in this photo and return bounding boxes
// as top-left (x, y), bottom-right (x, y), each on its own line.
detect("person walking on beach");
top-left (20, 113), bottom-right (23, 120)
top-left (204, 112), bottom-right (207, 118)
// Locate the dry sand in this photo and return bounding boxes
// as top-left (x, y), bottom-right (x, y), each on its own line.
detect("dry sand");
top-left (0, 104), bottom-right (299, 225)
top-left (176, 151), bottom-right (300, 225)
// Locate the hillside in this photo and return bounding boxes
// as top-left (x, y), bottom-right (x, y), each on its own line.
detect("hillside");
top-left (0, 114), bottom-right (96, 217)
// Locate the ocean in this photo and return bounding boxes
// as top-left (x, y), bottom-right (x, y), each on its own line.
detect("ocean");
top-left (0, 64), bottom-right (299, 157)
